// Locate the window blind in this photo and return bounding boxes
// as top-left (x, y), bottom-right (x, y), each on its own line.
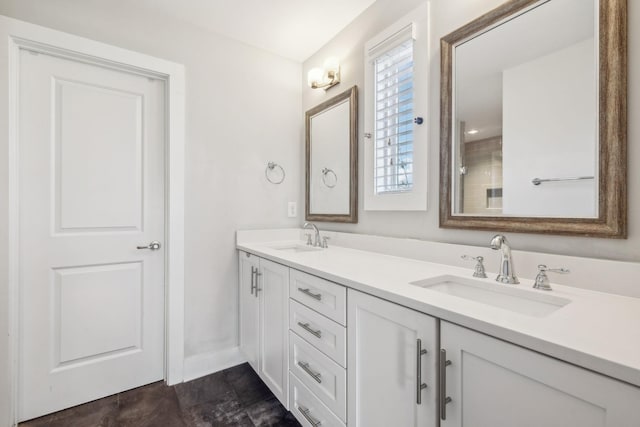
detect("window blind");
top-left (373, 38), bottom-right (414, 194)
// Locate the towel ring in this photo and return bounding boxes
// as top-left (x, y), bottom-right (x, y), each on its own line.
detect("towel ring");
top-left (265, 162), bottom-right (285, 184)
top-left (321, 168), bottom-right (337, 188)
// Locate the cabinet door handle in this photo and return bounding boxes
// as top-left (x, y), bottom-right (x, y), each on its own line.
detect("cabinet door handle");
top-left (416, 339), bottom-right (428, 404)
top-left (298, 405), bottom-right (322, 426)
top-left (250, 267), bottom-right (256, 295)
top-left (254, 270), bottom-right (262, 297)
top-left (440, 349), bottom-right (452, 420)
top-left (297, 322), bottom-right (322, 338)
top-left (297, 361), bottom-right (322, 383)
top-left (297, 287), bottom-right (322, 301)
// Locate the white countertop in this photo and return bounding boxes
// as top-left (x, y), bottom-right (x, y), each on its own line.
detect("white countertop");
top-left (237, 238), bottom-right (640, 388)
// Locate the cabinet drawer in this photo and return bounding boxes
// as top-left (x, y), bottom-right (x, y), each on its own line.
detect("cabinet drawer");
top-left (290, 373), bottom-right (345, 427)
top-left (290, 300), bottom-right (346, 367)
top-left (289, 331), bottom-right (346, 421)
top-left (290, 269), bottom-right (346, 325)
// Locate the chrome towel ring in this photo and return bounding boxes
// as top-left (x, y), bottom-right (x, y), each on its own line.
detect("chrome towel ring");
top-left (322, 168), bottom-right (337, 188)
top-left (265, 161), bottom-right (285, 184)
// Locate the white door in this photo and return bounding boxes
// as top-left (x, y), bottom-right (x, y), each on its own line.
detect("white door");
top-left (239, 252), bottom-right (260, 371)
top-left (347, 289), bottom-right (438, 427)
top-left (258, 258), bottom-right (289, 406)
top-left (18, 48), bottom-right (166, 421)
top-left (440, 321), bottom-right (640, 427)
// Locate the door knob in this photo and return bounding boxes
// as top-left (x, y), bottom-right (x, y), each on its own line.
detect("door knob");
top-left (137, 241), bottom-right (161, 250)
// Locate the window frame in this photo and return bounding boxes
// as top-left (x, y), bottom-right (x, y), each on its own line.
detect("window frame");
top-left (364, 4), bottom-right (428, 211)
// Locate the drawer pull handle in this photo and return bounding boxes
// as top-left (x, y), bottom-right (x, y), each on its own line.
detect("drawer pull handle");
top-left (298, 361), bottom-right (322, 383)
top-left (298, 287), bottom-right (322, 301)
top-left (440, 349), bottom-right (452, 420)
top-left (298, 322), bottom-right (322, 338)
top-left (298, 405), bottom-right (322, 426)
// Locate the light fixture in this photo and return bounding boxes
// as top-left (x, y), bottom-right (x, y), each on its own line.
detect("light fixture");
top-left (307, 57), bottom-right (341, 90)
top-left (466, 129), bottom-right (479, 135)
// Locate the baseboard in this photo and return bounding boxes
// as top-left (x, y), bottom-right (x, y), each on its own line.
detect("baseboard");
top-left (182, 347), bottom-right (247, 382)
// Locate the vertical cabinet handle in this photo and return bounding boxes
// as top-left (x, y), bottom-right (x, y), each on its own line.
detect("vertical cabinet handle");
top-left (416, 339), bottom-right (428, 404)
top-left (254, 269), bottom-right (262, 297)
top-left (440, 349), bottom-right (452, 420)
top-left (250, 267), bottom-right (256, 295)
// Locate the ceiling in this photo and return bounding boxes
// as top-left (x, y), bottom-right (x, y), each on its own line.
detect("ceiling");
top-left (145, 0), bottom-right (377, 62)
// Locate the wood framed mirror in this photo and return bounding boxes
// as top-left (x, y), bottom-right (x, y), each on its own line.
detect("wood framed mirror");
top-left (440, 0), bottom-right (626, 237)
top-left (305, 86), bottom-right (358, 223)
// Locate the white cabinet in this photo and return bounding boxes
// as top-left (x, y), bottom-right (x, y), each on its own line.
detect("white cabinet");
top-left (239, 252), bottom-right (260, 371)
top-left (238, 251), bottom-right (289, 406)
top-left (238, 247), bottom-right (640, 427)
top-left (290, 269), bottom-right (347, 325)
top-left (440, 321), bottom-right (640, 427)
top-left (288, 272), bottom-right (347, 427)
top-left (347, 289), bottom-right (438, 427)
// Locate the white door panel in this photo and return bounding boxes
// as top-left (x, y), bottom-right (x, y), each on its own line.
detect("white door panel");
top-left (18, 49), bottom-right (166, 421)
top-left (55, 79), bottom-right (143, 231)
top-left (54, 262), bottom-right (143, 365)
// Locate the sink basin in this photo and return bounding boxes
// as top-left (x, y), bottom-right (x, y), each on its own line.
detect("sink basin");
top-left (267, 243), bottom-right (323, 253)
top-left (410, 275), bottom-right (570, 317)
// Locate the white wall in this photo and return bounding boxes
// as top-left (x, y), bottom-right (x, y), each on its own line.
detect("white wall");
top-left (502, 39), bottom-right (597, 217)
top-left (0, 1), bottom-right (302, 419)
top-left (302, 0), bottom-right (640, 262)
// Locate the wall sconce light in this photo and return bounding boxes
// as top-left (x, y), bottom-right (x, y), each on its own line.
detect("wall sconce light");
top-left (307, 57), bottom-right (341, 90)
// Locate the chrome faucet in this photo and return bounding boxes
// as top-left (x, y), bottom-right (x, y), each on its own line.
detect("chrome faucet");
top-left (303, 222), bottom-right (321, 247)
top-left (490, 234), bottom-right (519, 284)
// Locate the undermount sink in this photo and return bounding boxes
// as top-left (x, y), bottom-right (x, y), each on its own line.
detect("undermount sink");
top-left (410, 275), bottom-right (570, 317)
top-left (267, 243), bottom-right (323, 253)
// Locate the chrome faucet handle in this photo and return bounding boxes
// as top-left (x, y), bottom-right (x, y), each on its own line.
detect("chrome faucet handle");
top-left (461, 255), bottom-right (487, 278)
top-left (321, 236), bottom-right (330, 249)
top-left (305, 233), bottom-right (313, 246)
top-left (533, 264), bottom-right (570, 291)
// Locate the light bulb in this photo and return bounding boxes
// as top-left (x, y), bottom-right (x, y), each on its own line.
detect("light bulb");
top-left (307, 68), bottom-right (324, 88)
top-left (323, 57), bottom-right (340, 75)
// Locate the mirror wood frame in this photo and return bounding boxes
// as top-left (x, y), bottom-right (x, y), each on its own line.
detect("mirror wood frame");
top-left (439, 0), bottom-right (627, 238)
top-left (305, 85), bottom-right (358, 223)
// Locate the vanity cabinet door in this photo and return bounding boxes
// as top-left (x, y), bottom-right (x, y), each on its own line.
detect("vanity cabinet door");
top-left (258, 258), bottom-right (290, 406)
top-left (440, 321), bottom-right (640, 427)
top-left (347, 289), bottom-right (438, 427)
top-left (239, 252), bottom-right (260, 372)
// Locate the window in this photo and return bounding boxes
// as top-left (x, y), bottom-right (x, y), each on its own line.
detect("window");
top-left (364, 5), bottom-right (427, 211)
top-left (374, 38), bottom-right (414, 194)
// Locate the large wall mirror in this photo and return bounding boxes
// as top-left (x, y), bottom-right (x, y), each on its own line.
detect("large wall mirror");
top-left (440, 0), bottom-right (626, 237)
top-left (306, 86), bottom-right (358, 223)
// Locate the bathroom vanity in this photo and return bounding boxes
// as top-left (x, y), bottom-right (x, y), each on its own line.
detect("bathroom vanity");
top-left (237, 229), bottom-right (640, 427)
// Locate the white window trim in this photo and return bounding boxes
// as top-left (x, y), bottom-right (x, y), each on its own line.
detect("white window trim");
top-left (364, 3), bottom-right (429, 211)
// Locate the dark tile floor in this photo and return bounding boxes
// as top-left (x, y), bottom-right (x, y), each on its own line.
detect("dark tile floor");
top-left (20, 363), bottom-right (302, 427)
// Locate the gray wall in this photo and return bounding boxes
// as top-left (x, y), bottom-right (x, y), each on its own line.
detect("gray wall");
top-left (302, 0), bottom-right (640, 262)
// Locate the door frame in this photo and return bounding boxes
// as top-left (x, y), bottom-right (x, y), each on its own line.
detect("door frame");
top-left (3, 16), bottom-right (186, 426)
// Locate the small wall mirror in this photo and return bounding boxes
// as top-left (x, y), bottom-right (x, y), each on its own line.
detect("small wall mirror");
top-left (306, 86), bottom-right (358, 223)
top-left (440, 0), bottom-right (626, 237)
